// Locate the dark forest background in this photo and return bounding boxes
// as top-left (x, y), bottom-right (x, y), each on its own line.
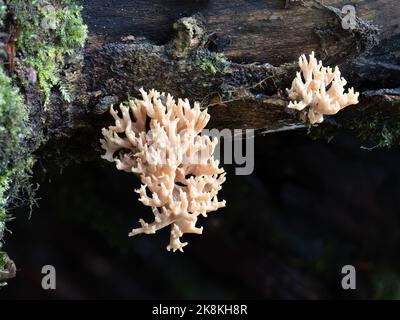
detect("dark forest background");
top-left (1, 129), bottom-right (400, 299)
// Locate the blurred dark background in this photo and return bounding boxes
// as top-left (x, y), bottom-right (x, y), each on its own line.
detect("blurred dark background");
top-left (1, 129), bottom-right (400, 299)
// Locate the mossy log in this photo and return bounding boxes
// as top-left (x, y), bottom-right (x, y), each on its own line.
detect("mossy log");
top-left (1, 0), bottom-right (399, 282)
top-left (36, 0), bottom-right (400, 165)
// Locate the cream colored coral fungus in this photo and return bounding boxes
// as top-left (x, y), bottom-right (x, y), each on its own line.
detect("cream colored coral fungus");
top-left (287, 51), bottom-right (359, 124)
top-left (100, 88), bottom-right (226, 252)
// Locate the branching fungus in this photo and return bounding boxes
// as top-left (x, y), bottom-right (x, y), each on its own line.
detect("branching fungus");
top-left (287, 51), bottom-right (359, 124)
top-left (100, 89), bottom-right (226, 252)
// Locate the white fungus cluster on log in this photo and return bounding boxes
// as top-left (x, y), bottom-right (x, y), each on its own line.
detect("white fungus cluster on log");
top-left (287, 51), bottom-right (359, 124)
top-left (100, 89), bottom-right (226, 252)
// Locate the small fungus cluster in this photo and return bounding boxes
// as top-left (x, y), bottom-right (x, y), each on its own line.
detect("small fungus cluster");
top-left (287, 51), bottom-right (359, 124)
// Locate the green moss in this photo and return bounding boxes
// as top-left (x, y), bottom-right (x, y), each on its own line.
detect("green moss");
top-left (168, 15), bottom-right (206, 59)
top-left (0, 252), bottom-right (6, 270)
top-left (345, 96), bottom-right (400, 149)
top-left (11, 0), bottom-right (87, 105)
top-left (196, 51), bottom-right (228, 75)
top-left (0, 0), bottom-right (86, 282)
top-left (355, 117), bottom-right (400, 149)
top-left (0, 1), bottom-right (5, 25)
top-left (0, 67), bottom-right (32, 281)
top-left (308, 95), bottom-right (400, 149)
top-left (0, 251), bottom-right (14, 286)
top-left (0, 65), bottom-right (33, 228)
top-left (0, 251), bottom-right (7, 285)
top-left (0, 207), bottom-right (6, 246)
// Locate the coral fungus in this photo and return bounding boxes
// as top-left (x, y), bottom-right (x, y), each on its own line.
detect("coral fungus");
top-left (100, 89), bottom-right (226, 252)
top-left (287, 51), bottom-right (359, 124)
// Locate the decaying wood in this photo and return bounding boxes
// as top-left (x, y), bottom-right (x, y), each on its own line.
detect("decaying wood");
top-left (26, 0), bottom-right (399, 164)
